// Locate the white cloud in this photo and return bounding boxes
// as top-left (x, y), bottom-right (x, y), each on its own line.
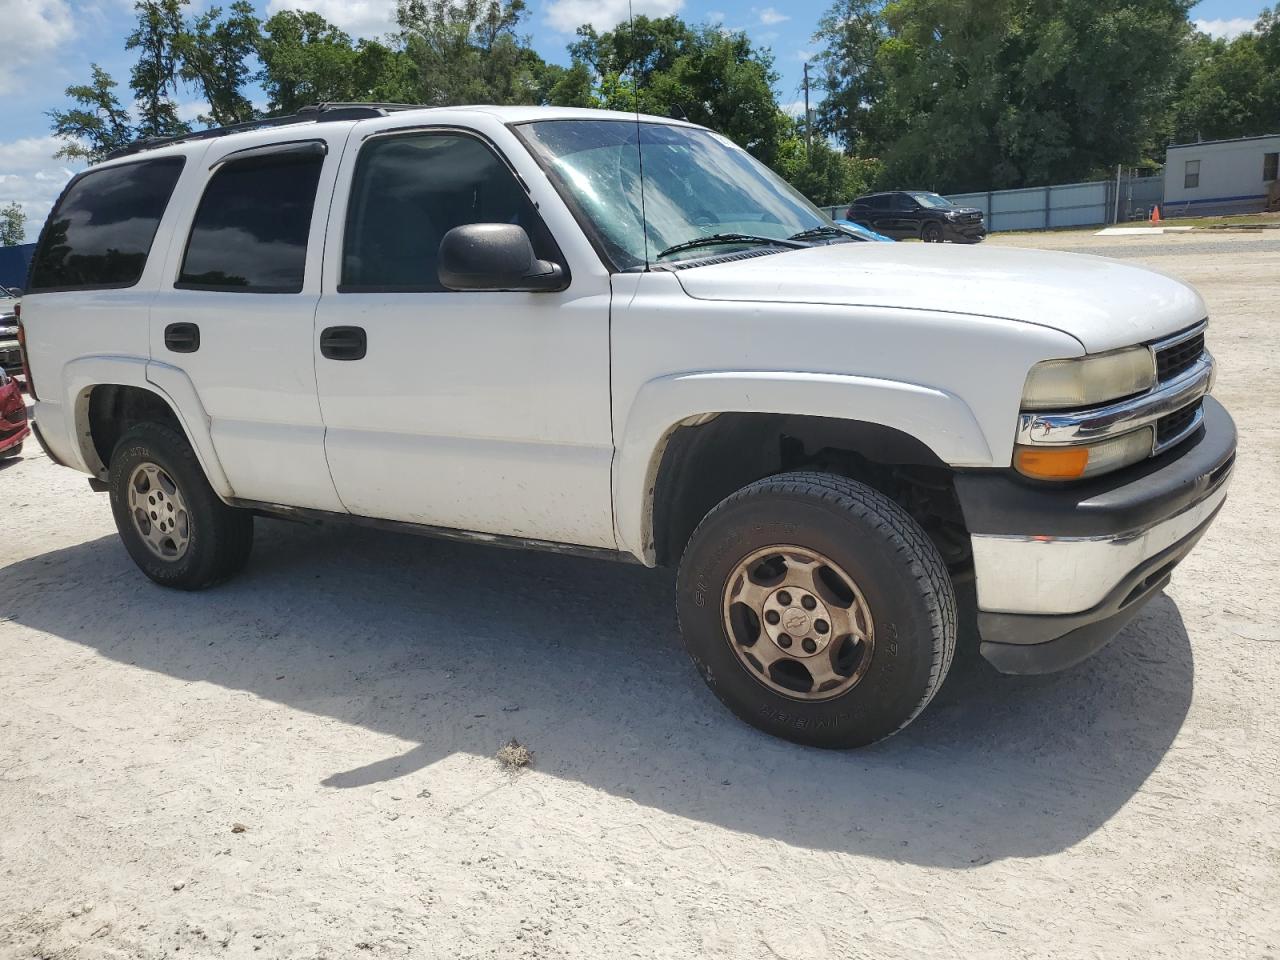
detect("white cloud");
top-left (706, 10), bottom-right (725, 22)
top-left (794, 48), bottom-right (815, 62)
top-left (544, 0), bottom-right (684, 34)
top-left (1193, 17), bottom-right (1257, 40)
top-left (0, 136), bottom-right (80, 243)
top-left (264, 0), bottom-right (397, 38)
top-left (0, 0), bottom-right (76, 95)
top-left (176, 100), bottom-right (212, 123)
top-left (781, 99), bottom-right (806, 118)
top-left (757, 6), bottom-right (788, 25)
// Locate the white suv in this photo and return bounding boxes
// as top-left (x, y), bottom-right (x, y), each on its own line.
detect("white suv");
top-left (19, 104), bottom-right (1235, 747)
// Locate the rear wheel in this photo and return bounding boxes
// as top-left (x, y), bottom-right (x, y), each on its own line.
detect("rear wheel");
top-left (108, 422), bottom-right (253, 589)
top-left (676, 472), bottom-right (956, 748)
top-left (922, 222), bottom-right (944, 243)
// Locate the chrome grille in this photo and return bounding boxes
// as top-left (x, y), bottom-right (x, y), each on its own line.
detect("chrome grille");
top-left (1156, 328), bottom-right (1205, 382)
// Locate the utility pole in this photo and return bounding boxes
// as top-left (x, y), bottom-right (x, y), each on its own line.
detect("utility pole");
top-left (802, 62), bottom-right (812, 158)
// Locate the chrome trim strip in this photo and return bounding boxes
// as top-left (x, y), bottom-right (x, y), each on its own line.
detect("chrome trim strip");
top-left (970, 476), bottom-right (1231, 615)
top-left (1150, 318), bottom-right (1208, 353)
top-left (1017, 352), bottom-right (1213, 447)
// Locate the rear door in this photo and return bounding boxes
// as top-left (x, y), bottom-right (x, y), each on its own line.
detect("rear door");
top-left (149, 130), bottom-right (349, 510)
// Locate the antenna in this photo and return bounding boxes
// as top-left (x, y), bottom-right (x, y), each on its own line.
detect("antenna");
top-left (628, 0), bottom-right (651, 271)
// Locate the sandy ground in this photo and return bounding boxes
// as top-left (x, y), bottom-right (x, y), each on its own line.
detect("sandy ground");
top-left (1, 230), bottom-right (1277, 959)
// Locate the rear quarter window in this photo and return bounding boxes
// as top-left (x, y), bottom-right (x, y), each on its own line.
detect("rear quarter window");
top-left (28, 156), bottom-right (185, 292)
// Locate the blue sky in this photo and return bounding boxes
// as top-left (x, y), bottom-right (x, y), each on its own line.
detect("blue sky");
top-left (0, 0), bottom-right (1271, 240)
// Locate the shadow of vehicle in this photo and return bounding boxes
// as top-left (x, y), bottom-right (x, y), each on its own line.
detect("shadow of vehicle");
top-left (0, 518), bottom-right (1194, 867)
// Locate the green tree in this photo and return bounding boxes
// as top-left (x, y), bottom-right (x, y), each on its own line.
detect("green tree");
top-left (1172, 9), bottom-right (1280, 142)
top-left (257, 10), bottom-right (414, 114)
top-left (396, 0), bottom-right (546, 105)
top-left (0, 203), bottom-right (26, 247)
top-left (567, 17), bottom-right (787, 165)
top-left (177, 0), bottom-right (260, 125)
top-left (812, 0), bottom-right (888, 153)
top-left (773, 122), bottom-right (877, 206)
top-left (126, 0), bottom-right (191, 139)
top-left (814, 0), bottom-right (1195, 192)
top-left (47, 64), bottom-right (135, 161)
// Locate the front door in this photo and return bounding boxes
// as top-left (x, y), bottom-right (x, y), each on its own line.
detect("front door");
top-left (313, 126), bottom-right (615, 548)
top-left (149, 129), bottom-right (348, 511)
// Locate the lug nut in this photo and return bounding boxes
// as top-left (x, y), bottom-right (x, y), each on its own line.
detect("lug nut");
top-left (777, 591), bottom-right (792, 606)
top-left (778, 634), bottom-right (793, 648)
top-left (814, 619), bottom-right (829, 635)
top-left (765, 610), bottom-right (780, 625)
top-left (801, 595), bottom-right (817, 610)
top-left (802, 638), bottom-right (817, 653)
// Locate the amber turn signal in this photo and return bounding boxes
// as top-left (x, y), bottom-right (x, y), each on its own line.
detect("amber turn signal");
top-left (1014, 446), bottom-right (1090, 480)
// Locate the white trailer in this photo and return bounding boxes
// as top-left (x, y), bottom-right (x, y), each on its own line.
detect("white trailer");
top-left (1163, 133), bottom-right (1280, 217)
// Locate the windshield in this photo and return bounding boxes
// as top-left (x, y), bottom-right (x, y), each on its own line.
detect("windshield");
top-left (518, 119), bottom-right (831, 268)
top-left (910, 192), bottom-right (954, 210)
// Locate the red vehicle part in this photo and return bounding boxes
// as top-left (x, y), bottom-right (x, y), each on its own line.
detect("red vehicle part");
top-left (0, 372), bottom-right (30, 456)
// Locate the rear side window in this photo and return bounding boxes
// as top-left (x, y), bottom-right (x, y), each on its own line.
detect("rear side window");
top-left (178, 149), bottom-right (324, 293)
top-left (28, 157), bottom-right (185, 292)
top-left (340, 132), bottom-right (560, 292)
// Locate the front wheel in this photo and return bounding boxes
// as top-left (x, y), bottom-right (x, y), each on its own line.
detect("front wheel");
top-left (922, 222), bottom-right (944, 243)
top-left (676, 472), bottom-right (956, 748)
top-left (109, 422), bottom-right (253, 590)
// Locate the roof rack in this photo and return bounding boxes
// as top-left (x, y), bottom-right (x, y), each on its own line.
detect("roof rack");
top-left (103, 102), bottom-right (425, 161)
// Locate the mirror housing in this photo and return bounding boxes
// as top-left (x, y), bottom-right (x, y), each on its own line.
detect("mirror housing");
top-left (438, 223), bottom-right (566, 292)
top-left (5, 288), bottom-right (20, 298)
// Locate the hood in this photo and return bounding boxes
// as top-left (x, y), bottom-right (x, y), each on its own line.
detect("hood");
top-left (672, 243), bottom-right (1206, 353)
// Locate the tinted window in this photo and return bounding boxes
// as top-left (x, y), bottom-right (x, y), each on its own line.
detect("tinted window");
top-left (29, 157), bottom-right (184, 292)
top-left (892, 194), bottom-right (917, 212)
top-left (342, 133), bottom-right (559, 291)
top-left (179, 149), bottom-right (323, 292)
top-left (869, 195), bottom-right (892, 212)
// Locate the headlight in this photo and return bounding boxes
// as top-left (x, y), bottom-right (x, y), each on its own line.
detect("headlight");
top-left (1014, 427), bottom-right (1154, 481)
top-left (1021, 347), bottom-right (1156, 410)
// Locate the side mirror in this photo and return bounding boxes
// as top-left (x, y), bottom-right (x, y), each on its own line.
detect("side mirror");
top-left (6, 288), bottom-right (19, 298)
top-left (438, 224), bottom-right (566, 292)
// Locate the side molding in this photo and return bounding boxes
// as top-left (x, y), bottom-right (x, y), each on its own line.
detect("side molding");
top-left (613, 370), bottom-right (994, 563)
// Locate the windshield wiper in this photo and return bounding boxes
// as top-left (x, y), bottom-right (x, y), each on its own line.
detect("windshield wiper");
top-left (787, 225), bottom-right (855, 242)
top-left (655, 233), bottom-right (807, 260)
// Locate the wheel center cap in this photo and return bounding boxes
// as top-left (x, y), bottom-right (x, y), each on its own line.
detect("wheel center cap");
top-left (782, 608), bottom-right (810, 633)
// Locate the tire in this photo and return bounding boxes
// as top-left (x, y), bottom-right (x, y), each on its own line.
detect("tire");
top-left (108, 421), bottom-right (253, 590)
top-left (0, 440), bottom-right (22, 459)
top-left (922, 222), bottom-right (944, 243)
top-left (676, 471), bottom-right (956, 748)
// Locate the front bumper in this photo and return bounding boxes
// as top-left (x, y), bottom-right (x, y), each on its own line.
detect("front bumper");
top-left (945, 220), bottom-right (987, 242)
top-left (955, 396), bottom-right (1235, 674)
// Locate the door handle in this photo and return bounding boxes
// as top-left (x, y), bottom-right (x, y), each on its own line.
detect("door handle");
top-left (164, 322), bottom-right (200, 353)
top-left (320, 326), bottom-right (366, 361)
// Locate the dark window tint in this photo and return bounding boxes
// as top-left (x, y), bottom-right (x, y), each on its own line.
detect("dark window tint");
top-left (869, 195), bottom-right (892, 212)
top-left (1184, 159), bottom-right (1200, 190)
top-left (1265, 152), bottom-right (1278, 182)
top-left (342, 133), bottom-right (559, 292)
top-left (29, 157), bottom-right (184, 292)
top-left (892, 194), bottom-right (916, 212)
top-left (179, 150), bottom-right (323, 292)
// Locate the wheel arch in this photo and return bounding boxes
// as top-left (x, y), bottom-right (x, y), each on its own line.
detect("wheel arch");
top-left (613, 371), bottom-right (992, 565)
top-left (60, 356), bottom-right (233, 498)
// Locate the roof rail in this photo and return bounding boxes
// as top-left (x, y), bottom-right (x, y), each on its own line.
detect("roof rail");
top-left (103, 102), bottom-right (425, 162)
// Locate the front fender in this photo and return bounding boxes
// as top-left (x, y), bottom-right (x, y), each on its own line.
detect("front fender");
top-left (44, 355), bottom-right (233, 498)
top-left (612, 370), bottom-right (993, 562)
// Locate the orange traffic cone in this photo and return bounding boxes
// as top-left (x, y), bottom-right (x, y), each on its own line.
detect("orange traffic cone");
top-left (1151, 205), bottom-right (1162, 224)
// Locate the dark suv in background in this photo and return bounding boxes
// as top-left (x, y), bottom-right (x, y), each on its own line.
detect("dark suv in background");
top-left (846, 191), bottom-right (987, 243)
